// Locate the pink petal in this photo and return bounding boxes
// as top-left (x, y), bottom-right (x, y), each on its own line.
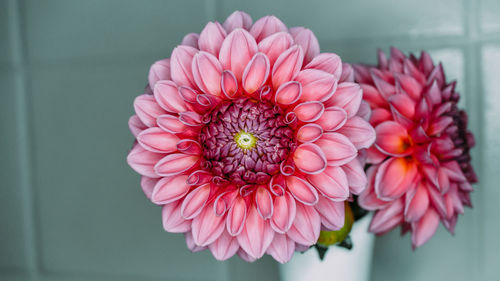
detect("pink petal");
top-left (237, 205), bottom-right (275, 259)
top-left (291, 28), bottom-right (320, 64)
top-left (296, 69), bottom-right (337, 102)
top-left (221, 70), bottom-right (238, 99)
top-left (375, 121), bottom-right (413, 156)
top-left (411, 208), bottom-right (440, 248)
top-left (314, 196), bottom-right (345, 230)
top-left (226, 197), bottom-right (247, 236)
top-left (249, 16), bottom-right (287, 42)
top-left (148, 58), bottom-right (171, 87)
top-left (192, 51), bottom-right (223, 97)
top-left (223, 11), bottom-right (253, 32)
top-left (137, 127), bottom-right (179, 153)
top-left (308, 166), bottom-right (349, 201)
top-left (293, 143), bottom-right (327, 174)
top-left (337, 116), bottom-right (376, 149)
top-left (178, 111), bottom-right (202, 127)
top-left (128, 115), bottom-right (147, 137)
top-left (274, 81), bottom-right (302, 105)
top-left (342, 158), bottom-right (367, 195)
top-left (185, 231), bottom-right (206, 252)
top-left (324, 82), bottom-right (362, 118)
top-left (370, 108), bottom-right (392, 127)
top-left (153, 80), bottom-right (188, 113)
top-left (296, 124), bottom-right (323, 143)
top-left (340, 63), bottom-right (354, 83)
top-left (368, 199), bottom-right (404, 234)
top-left (181, 33), bottom-right (199, 48)
top-left (255, 186), bottom-right (273, 219)
top-left (219, 28), bottom-right (258, 81)
top-left (133, 94), bottom-right (166, 127)
top-left (176, 139), bottom-right (202, 156)
top-left (266, 233), bottom-right (295, 264)
top-left (170, 45), bottom-right (198, 88)
top-left (272, 45), bottom-right (304, 89)
top-left (293, 101), bottom-right (324, 122)
top-left (162, 201), bottom-right (191, 233)
top-left (371, 70), bottom-right (396, 99)
top-left (208, 230), bottom-right (239, 261)
top-left (405, 182), bottom-right (429, 222)
top-left (358, 166), bottom-right (390, 210)
top-left (127, 144), bottom-right (164, 178)
top-left (237, 249), bottom-right (257, 262)
top-left (198, 22), bottom-right (227, 56)
top-left (287, 203), bottom-right (321, 246)
top-left (389, 93), bottom-right (416, 119)
top-left (151, 174), bottom-right (190, 205)
top-left (396, 73), bottom-right (422, 101)
top-left (181, 183), bottom-right (211, 219)
top-left (374, 157), bottom-right (418, 200)
top-left (242, 52), bottom-right (270, 94)
top-left (286, 175), bottom-right (319, 205)
top-left (305, 53), bottom-right (342, 80)
top-left (361, 83), bottom-right (387, 109)
top-left (270, 192), bottom-right (296, 233)
top-left (191, 203), bottom-right (226, 246)
top-left (315, 133), bottom-right (357, 166)
top-left (357, 100), bottom-right (372, 121)
top-left (314, 106), bottom-right (347, 132)
top-left (156, 114), bottom-right (188, 134)
top-left (154, 153), bottom-right (199, 177)
top-left (140, 176), bottom-right (158, 200)
top-left (258, 32), bottom-right (293, 65)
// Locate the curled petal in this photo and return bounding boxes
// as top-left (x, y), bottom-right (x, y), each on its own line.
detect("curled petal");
top-left (296, 69), bottom-right (337, 102)
top-left (191, 203), bottom-right (226, 246)
top-left (342, 158), bottom-right (367, 195)
top-left (133, 94), bottom-right (165, 127)
top-left (296, 124), bottom-right (323, 143)
top-left (369, 199), bottom-right (404, 234)
top-left (411, 208), bottom-right (440, 248)
top-left (127, 144), bottom-right (164, 178)
top-left (293, 101), bottom-right (324, 122)
top-left (337, 116), bottom-right (376, 149)
top-left (286, 175), bottom-right (319, 205)
top-left (226, 197), bottom-right (247, 236)
top-left (176, 139), bottom-right (202, 155)
top-left (223, 11), bottom-right (253, 32)
top-left (198, 22), bottom-right (227, 56)
top-left (154, 153), bottom-right (199, 177)
top-left (154, 80), bottom-right (188, 113)
top-left (170, 45), bottom-right (198, 88)
top-left (272, 45), bottom-right (304, 89)
top-left (291, 27), bottom-right (320, 64)
top-left (308, 166), bottom-right (349, 201)
top-left (179, 111), bottom-right (202, 126)
top-left (192, 51), bottom-right (223, 97)
top-left (208, 230), bottom-right (239, 261)
top-left (162, 201), bottom-right (191, 233)
top-left (242, 52), bottom-right (270, 94)
top-left (258, 32), bottom-right (293, 65)
top-left (128, 115), bottom-right (147, 137)
top-left (219, 28), bottom-right (258, 81)
top-left (140, 176), bottom-right (158, 200)
top-left (249, 16), bottom-right (287, 42)
top-left (275, 81), bottom-right (302, 105)
top-left (181, 183), bottom-right (211, 219)
top-left (148, 58), bottom-right (171, 87)
top-left (375, 121), bottom-right (413, 156)
top-left (157, 114), bottom-right (188, 134)
top-left (237, 205), bottom-right (275, 259)
top-left (271, 192), bottom-right (296, 233)
top-left (374, 157), bottom-right (418, 201)
top-left (405, 182), bottom-right (430, 222)
top-left (305, 53), bottom-right (342, 80)
top-left (315, 106), bottom-right (347, 132)
top-left (181, 33), bottom-right (199, 48)
top-left (314, 196), bottom-right (345, 230)
top-left (137, 127), bottom-right (179, 153)
top-left (255, 186), bottom-right (273, 219)
top-left (315, 133), bottom-right (357, 166)
top-left (293, 143), bottom-right (327, 174)
top-left (221, 70), bottom-right (238, 99)
top-left (152, 175), bottom-right (190, 204)
top-left (287, 203), bottom-right (321, 246)
top-left (324, 82), bottom-right (362, 118)
top-left (266, 233), bottom-right (295, 264)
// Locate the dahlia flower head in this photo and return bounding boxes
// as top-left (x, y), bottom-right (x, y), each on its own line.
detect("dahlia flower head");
top-left (127, 11), bottom-right (375, 263)
top-left (355, 48), bottom-right (477, 248)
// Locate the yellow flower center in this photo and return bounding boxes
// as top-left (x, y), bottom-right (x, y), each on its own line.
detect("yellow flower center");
top-left (234, 131), bottom-right (257, 150)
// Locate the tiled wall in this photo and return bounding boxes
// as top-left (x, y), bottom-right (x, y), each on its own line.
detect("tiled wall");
top-left (1, 0), bottom-right (498, 280)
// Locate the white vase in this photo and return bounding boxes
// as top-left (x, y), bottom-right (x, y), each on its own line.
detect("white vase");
top-left (279, 215), bottom-right (374, 281)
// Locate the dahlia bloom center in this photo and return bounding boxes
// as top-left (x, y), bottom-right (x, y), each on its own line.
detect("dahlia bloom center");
top-left (199, 98), bottom-right (295, 185)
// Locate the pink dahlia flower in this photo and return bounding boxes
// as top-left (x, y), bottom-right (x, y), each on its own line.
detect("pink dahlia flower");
top-left (355, 48), bottom-right (477, 248)
top-left (127, 11), bottom-right (375, 263)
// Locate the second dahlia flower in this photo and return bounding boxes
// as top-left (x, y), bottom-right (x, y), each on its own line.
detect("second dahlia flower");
top-left (127, 11), bottom-right (375, 263)
top-left (356, 48), bottom-right (477, 248)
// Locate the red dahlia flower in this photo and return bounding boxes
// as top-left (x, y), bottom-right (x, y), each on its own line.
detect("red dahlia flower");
top-left (356, 48), bottom-right (477, 248)
top-left (127, 11), bottom-right (375, 262)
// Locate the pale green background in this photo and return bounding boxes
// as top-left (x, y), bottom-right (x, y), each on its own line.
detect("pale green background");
top-left (1, 0), bottom-right (499, 280)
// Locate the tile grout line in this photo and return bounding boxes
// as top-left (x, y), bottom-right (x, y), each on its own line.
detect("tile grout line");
top-left (9, 0), bottom-right (40, 279)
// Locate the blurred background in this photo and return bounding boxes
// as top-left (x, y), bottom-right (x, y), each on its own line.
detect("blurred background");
top-left (1, 0), bottom-right (499, 280)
